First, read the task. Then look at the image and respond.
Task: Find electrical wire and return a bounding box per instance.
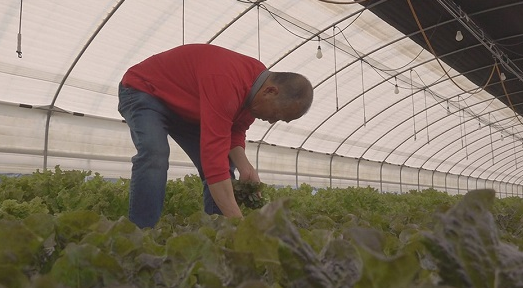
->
[457,63,496,101]
[258,3,364,42]
[257,4,315,40]
[495,62,523,126]
[182,0,185,44]
[320,11,364,41]
[16,0,23,58]
[333,26,339,111]
[336,26,425,72]
[406,0,473,95]
[334,24,461,98]
[257,4,261,60]
[237,0,365,43]
[404,0,515,132]
[318,0,368,4]
[242,0,429,81]
[335,12,493,102]
[500,46,523,58]
[497,38,523,47]
[237,0,519,138]
[341,25,495,125]
[411,68,491,121]
[410,69,417,140]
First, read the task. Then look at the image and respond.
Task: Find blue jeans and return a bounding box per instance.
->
[118,83,236,228]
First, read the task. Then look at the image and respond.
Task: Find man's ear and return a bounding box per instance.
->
[262,85,278,96]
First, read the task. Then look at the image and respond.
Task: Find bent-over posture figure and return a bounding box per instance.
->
[118,44,313,228]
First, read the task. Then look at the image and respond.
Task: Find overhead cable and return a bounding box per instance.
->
[16,0,23,58]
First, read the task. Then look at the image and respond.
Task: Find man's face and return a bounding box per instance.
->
[251,99,302,124]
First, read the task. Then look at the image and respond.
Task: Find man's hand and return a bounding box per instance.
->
[208,179,243,218]
[232,179,266,209]
[229,146,260,182]
[239,168,262,198]
[238,165,260,183]
[229,146,261,196]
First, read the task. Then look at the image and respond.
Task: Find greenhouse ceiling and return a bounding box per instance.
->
[1,0,523,192]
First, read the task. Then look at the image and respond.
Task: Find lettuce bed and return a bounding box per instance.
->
[1,167,523,288]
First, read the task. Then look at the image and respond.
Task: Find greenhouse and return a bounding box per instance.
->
[1,0,523,196]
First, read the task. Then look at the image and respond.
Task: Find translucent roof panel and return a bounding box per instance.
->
[1,0,522,194]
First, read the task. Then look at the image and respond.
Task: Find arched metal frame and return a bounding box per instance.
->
[42,0,127,170]
[245,1,523,194]
[244,3,523,191]
[11,0,521,196]
[260,3,523,193]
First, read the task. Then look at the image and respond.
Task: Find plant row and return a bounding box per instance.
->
[1,167,523,288]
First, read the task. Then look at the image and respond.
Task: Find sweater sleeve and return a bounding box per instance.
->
[198,75,245,184]
[230,111,254,149]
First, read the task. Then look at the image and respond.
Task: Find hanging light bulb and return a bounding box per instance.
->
[455,30,463,42]
[500,72,507,81]
[447,100,451,115]
[316,46,323,59]
[478,122,482,130]
[501,133,504,141]
[316,36,322,59]
[394,84,399,94]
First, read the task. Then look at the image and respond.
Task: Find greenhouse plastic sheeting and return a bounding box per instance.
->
[1,0,522,196]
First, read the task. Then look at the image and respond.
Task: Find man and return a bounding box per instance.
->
[118,44,313,228]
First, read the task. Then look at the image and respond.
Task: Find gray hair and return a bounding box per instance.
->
[270,72,314,116]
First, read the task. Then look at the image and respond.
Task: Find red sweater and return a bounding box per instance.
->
[122,44,266,184]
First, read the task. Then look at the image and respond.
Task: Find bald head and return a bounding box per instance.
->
[269,72,314,117]
[249,71,314,124]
